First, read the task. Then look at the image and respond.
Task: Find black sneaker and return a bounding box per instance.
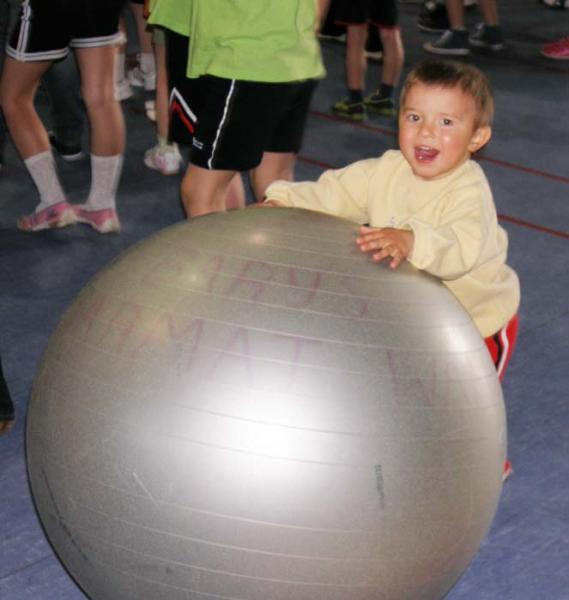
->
[49,132,85,162]
[417,1,449,33]
[424,29,470,55]
[469,23,505,51]
[331,97,366,121]
[363,94,396,117]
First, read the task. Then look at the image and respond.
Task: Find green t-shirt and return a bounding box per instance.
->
[187,0,325,82]
[147,0,191,37]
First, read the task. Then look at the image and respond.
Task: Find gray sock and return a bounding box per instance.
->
[84,154,123,211]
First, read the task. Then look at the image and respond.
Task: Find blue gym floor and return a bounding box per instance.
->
[1,1,569,598]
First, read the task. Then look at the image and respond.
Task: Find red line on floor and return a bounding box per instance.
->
[297,154,569,240]
[309,110,569,185]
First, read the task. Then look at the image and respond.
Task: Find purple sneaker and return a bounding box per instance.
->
[17,201,76,232]
[74,205,121,234]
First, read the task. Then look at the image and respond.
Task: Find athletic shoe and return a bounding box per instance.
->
[541,0,568,9]
[364,94,396,117]
[331,97,366,121]
[127,65,157,91]
[503,459,513,481]
[74,205,121,234]
[541,36,569,60]
[417,1,449,33]
[144,143,183,175]
[424,29,470,55]
[17,201,77,232]
[469,23,505,51]
[48,133,85,162]
[115,78,133,101]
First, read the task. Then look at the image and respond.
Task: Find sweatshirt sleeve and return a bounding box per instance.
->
[265,159,378,225]
[404,183,491,281]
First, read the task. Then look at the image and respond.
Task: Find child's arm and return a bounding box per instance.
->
[356,226,414,270]
[263,159,377,223]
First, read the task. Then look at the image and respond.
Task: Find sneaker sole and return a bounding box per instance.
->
[74,208,121,234]
[17,205,76,232]
[365,105,396,117]
[424,44,470,55]
[540,51,569,59]
[470,40,504,51]
[57,151,86,162]
[143,159,181,176]
[331,110,367,122]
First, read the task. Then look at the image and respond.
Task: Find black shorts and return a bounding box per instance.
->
[165,31,317,171]
[335,0,398,28]
[7,0,125,62]
[166,30,203,148]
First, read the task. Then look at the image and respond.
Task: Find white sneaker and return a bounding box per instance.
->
[115,78,133,101]
[144,144,183,176]
[127,66,157,91]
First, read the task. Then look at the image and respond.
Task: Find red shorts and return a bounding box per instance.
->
[485,314,519,381]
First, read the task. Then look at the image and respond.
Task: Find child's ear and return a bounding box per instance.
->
[468,125,492,153]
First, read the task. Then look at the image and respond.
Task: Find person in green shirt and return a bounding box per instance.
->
[177,0,326,218]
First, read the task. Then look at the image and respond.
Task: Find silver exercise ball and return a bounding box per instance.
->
[27,208,506,600]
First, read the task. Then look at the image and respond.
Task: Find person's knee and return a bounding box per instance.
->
[81,84,115,114]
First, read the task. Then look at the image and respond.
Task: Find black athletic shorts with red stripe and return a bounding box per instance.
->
[485,314,519,381]
[165,30,318,171]
[7,0,125,62]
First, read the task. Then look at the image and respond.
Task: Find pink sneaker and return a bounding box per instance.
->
[17,201,76,232]
[541,37,569,60]
[74,205,121,234]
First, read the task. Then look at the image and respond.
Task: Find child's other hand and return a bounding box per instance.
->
[356,226,414,269]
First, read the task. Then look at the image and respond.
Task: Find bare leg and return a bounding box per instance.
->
[75,46,125,156]
[181,164,243,218]
[445,0,465,28]
[345,25,368,90]
[378,27,404,87]
[479,0,499,25]
[250,151,296,202]
[74,46,124,233]
[154,41,169,140]
[0,57,52,159]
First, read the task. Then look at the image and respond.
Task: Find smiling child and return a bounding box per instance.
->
[264,60,520,479]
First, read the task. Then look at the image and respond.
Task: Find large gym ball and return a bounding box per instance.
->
[27,208,506,600]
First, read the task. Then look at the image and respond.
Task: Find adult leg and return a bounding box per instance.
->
[0,57,52,159]
[345,24,367,92]
[331,23,367,120]
[0,56,75,230]
[181,164,243,218]
[250,151,295,203]
[73,45,125,233]
[143,30,183,176]
[127,1,156,90]
[378,27,404,88]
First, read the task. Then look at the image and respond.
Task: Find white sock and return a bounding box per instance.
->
[85,154,123,211]
[139,52,155,75]
[24,151,67,211]
[115,52,126,82]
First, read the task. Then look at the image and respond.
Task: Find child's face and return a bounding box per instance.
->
[398,82,491,181]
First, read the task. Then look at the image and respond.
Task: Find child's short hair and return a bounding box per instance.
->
[400,59,494,128]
